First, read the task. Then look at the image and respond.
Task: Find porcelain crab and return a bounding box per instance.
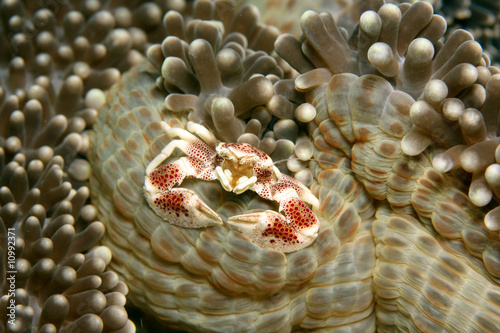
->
[144,121,320,252]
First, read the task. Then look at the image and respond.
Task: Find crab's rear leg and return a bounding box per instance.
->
[186,121,219,149]
[146,121,217,174]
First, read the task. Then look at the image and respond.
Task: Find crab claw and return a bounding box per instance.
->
[227,209,318,253]
[144,188,222,228]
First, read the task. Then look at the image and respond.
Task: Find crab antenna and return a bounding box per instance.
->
[272,157,352,173]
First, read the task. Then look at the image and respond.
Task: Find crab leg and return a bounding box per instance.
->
[186,121,219,148]
[146,139,190,174]
[227,175,320,253]
[146,121,218,174]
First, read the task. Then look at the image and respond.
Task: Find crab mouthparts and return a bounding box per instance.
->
[215,159,258,193]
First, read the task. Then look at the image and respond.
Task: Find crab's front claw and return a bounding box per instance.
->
[227,210,318,253]
[144,188,222,228]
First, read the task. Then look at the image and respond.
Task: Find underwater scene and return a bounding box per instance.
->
[1,0,500,332]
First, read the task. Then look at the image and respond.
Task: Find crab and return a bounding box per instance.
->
[144,121,320,253]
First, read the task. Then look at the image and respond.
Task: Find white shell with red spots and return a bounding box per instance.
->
[144,121,320,252]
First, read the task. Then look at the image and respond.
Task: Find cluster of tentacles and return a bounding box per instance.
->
[2,0,499,332]
[84,0,500,332]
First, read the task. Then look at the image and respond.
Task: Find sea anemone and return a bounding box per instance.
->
[0,0,174,330]
[3,0,500,332]
[87,0,500,332]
